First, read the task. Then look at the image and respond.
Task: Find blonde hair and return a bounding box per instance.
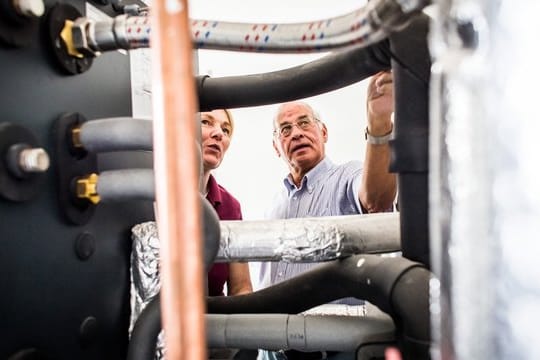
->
[222,109,234,138]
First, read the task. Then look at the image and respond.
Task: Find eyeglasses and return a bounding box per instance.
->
[275,117,318,138]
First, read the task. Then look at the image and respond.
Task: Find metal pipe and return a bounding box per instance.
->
[150,0,205,359]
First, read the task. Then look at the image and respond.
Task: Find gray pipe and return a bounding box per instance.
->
[207,314,395,351]
[217,212,400,262]
[97,169,154,202]
[79,118,152,152]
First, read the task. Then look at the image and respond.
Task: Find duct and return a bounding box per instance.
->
[127,255,430,359]
[78,118,152,152]
[69,0,429,56]
[207,314,395,351]
[197,42,391,111]
[217,212,400,262]
[429,1,540,360]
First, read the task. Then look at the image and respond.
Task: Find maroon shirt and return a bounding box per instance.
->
[206,174,242,296]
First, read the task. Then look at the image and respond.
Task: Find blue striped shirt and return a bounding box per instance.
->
[258,157,364,305]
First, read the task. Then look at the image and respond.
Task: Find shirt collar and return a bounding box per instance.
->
[206,174,222,206]
[283,157,333,195]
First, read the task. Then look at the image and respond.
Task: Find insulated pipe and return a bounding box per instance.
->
[207,314,395,351]
[150,0,205,359]
[77,118,152,152]
[207,255,430,359]
[197,42,391,111]
[388,15,431,268]
[127,301,394,358]
[217,212,400,262]
[97,169,154,202]
[128,294,162,360]
[127,255,429,359]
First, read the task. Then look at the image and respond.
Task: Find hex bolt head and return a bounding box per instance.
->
[18,147,50,173]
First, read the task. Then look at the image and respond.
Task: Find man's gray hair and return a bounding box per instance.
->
[273,101,322,132]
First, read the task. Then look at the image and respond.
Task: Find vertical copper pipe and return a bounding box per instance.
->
[150,0,206,359]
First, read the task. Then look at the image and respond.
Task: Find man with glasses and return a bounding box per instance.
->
[258,71,396,360]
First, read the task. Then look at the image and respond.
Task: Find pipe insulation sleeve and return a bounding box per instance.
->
[207,255,430,357]
[198,41,392,111]
[217,212,401,262]
[127,295,161,360]
[128,255,428,357]
[79,118,153,152]
[206,314,395,351]
[97,169,154,202]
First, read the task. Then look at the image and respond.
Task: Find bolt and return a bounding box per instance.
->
[18,147,50,173]
[12,0,45,18]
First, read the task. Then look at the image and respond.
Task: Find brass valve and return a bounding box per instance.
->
[75,173,100,204]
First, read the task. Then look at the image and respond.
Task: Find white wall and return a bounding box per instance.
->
[190,1,370,220]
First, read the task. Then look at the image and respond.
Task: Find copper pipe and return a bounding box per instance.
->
[150,0,205,359]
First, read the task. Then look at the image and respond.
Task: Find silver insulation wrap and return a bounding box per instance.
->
[129,221,165,359]
[429,1,540,359]
[217,212,400,262]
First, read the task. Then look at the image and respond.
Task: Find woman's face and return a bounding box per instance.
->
[200,110,232,171]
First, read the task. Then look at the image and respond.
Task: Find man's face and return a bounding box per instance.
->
[201,110,232,171]
[273,103,327,173]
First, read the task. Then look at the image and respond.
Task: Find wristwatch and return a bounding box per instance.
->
[364,126,394,145]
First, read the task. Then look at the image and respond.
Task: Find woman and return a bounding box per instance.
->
[200,109,253,296]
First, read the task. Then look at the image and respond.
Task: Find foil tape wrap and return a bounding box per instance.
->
[217,213,400,262]
[129,221,165,360]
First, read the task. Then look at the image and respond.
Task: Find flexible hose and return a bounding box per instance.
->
[82,0,429,54]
